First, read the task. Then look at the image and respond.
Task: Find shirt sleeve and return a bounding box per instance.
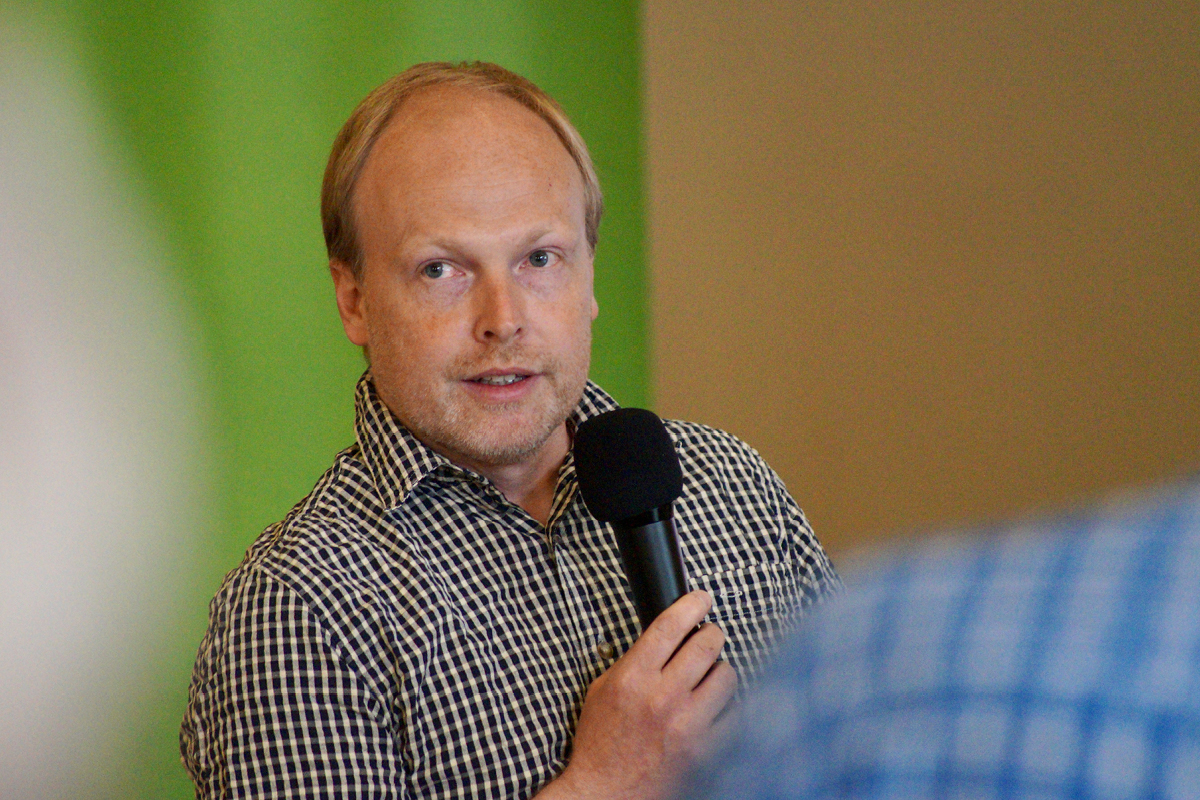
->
[181,569,406,799]
[763,459,843,606]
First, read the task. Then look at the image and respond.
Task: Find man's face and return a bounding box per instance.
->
[332,87,598,472]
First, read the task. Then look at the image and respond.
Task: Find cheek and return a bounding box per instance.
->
[366,300,434,363]
[554,295,596,352]
[578,286,598,327]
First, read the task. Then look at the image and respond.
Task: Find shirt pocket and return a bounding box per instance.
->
[689,562,799,680]
[691,562,793,619]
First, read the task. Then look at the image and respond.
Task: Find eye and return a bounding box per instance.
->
[421,261,451,279]
[528,249,551,268]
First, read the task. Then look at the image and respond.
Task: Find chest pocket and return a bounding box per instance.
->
[689,562,800,681]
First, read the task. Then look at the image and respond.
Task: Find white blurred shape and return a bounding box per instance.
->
[0,15,209,799]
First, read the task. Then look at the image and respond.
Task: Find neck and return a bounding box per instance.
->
[441,424,570,528]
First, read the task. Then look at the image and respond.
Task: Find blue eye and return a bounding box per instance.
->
[529,250,550,267]
[422,261,449,279]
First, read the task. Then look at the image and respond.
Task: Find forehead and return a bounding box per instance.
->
[354,86,584,242]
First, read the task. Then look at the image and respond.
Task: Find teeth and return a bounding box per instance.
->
[475,374,524,386]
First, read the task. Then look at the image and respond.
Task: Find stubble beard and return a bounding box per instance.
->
[384,338,591,469]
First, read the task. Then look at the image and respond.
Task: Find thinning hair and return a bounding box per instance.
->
[321,61,604,278]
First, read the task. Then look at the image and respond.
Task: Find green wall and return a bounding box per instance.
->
[47,2,645,795]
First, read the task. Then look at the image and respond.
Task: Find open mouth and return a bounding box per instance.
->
[469,374,530,386]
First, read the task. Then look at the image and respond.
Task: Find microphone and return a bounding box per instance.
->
[574,408,689,631]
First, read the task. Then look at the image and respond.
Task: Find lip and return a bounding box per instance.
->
[467,367,536,380]
[460,367,541,402]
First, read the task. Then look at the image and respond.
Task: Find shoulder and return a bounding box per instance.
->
[663,418,760,455]
[662,419,791,521]
[821,479,1200,657]
[663,419,775,482]
[241,446,387,591]
[192,450,446,731]
[207,444,432,660]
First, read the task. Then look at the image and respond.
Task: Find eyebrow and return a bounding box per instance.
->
[517,227,560,248]
[415,225,573,255]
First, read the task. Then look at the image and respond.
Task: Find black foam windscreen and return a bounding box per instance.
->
[573,408,684,523]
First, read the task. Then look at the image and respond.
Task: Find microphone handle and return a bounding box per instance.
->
[613,514,689,631]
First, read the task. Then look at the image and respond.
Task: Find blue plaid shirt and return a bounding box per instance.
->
[686,480,1200,799]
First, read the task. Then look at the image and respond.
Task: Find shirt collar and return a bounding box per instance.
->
[354,371,620,511]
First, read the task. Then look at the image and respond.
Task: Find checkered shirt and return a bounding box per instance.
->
[180,374,839,799]
[685,480,1200,800]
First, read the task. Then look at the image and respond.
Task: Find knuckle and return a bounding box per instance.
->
[714,662,738,692]
[665,714,694,745]
[610,670,635,698]
[647,691,669,718]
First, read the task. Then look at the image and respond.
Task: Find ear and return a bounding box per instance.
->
[590,294,599,321]
[330,260,370,347]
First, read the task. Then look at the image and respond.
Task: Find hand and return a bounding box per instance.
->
[539,590,738,800]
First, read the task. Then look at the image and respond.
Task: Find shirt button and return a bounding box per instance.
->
[596,641,615,659]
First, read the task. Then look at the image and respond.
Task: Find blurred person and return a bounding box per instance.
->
[684,479,1200,799]
[1,15,209,799]
[180,62,839,799]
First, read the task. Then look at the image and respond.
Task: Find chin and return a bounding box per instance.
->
[445,410,563,467]
[397,394,551,467]
[430,429,554,469]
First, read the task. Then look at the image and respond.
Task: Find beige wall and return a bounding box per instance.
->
[644,1,1200,559]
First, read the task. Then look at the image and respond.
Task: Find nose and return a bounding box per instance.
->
[473,270,525,344]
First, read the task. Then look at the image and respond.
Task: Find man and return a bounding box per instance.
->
[181,62,839,799]
[684,479,1200,799]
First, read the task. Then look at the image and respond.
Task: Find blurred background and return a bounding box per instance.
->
[0,1,1195,797]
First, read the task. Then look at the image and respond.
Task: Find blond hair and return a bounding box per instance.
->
[321,61,604,277]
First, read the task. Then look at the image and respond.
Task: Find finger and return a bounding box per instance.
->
[688,660,738,728]
[629,590,713,668]
[689,689,742,763]
[661,622,725,689]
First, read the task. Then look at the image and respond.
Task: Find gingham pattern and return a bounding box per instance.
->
[685,480,1200,800]
[181,373,839,799]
